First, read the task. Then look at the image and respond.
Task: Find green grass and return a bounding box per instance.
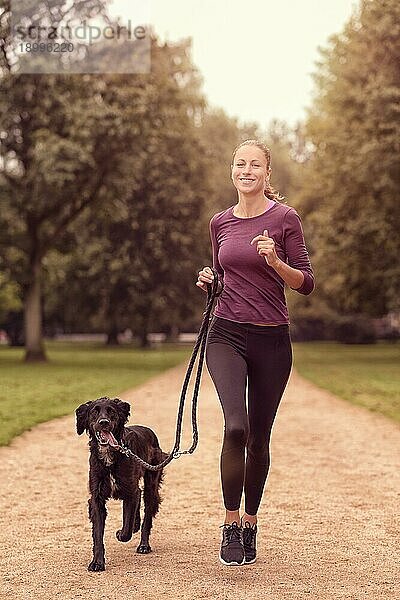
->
[1,340,399,447]
[293,341,400,423]
[0,342,191,446]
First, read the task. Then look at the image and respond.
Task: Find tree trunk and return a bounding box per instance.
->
[106,326,120,345]
[105,289,120,345]
[165,322,179,342]
[139,326,150,348]
[24,256,47,362]
[139,306,151,348]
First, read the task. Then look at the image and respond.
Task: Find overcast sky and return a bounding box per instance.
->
[110,0,358,129]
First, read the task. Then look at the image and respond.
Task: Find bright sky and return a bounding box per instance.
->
[109,0,358,128]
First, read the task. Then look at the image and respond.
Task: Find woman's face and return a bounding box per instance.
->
[231,145,269,196]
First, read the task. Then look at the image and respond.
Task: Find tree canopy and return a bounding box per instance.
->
[296,0,400,319]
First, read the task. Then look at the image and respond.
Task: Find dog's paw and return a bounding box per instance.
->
[88,560,105,572]
[136,543,152,554]
[116,529,132,542]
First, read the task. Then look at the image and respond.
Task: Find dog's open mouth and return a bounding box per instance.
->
[95,430,120,448]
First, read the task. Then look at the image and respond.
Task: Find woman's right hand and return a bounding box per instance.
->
[196,266,215,292]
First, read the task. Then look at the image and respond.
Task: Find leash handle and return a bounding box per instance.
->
[206,268,223,300]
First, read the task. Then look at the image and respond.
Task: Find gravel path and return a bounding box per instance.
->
[1,364,399,600]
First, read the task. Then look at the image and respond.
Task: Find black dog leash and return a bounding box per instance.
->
[116,268,222,471]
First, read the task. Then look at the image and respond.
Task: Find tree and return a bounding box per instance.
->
[0,27,210,358]
[0,71,148,359]
[296,0,400,318]
[38,39,212,347]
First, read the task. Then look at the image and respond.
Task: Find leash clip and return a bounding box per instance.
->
[173,449,193,458]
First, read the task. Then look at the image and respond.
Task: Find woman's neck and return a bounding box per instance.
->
[233,194,270,218]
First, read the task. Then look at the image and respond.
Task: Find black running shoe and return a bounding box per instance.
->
[242,521,257,564]
[219,521,245,566]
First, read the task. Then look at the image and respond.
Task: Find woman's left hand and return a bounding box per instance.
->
[250,229,280,267]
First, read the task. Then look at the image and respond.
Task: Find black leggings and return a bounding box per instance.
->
[205,316,292,516]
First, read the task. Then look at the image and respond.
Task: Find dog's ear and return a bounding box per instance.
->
[75,401,93,435]
[113,398,130,424]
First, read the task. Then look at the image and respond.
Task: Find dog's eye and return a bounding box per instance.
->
[106,407,115,417]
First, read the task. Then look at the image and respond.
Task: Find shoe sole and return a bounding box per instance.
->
[219,555,246,566]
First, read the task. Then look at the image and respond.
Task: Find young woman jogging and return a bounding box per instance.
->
[196,139,315,566]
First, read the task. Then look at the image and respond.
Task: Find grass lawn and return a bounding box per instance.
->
[0,342,191,446]
[1,340,398,447]
[293,341,400,423]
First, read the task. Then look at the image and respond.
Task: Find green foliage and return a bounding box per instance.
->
[265,119,306,202]
[297,0,400,318]
[40,39,213,343]
[195,108,241,218]
[0,341,191,446]
[0,31,214,352]
[0,272,22,322]
[0,0,111,74]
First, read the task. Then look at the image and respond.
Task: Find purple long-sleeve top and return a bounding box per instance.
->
[210,201,315,325]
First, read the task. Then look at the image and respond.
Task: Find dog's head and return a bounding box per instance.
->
[75,397,130,448]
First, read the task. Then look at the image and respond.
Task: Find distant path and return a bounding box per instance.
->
[1,365,399,600]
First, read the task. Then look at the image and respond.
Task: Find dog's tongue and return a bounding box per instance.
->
[101,431,119,448]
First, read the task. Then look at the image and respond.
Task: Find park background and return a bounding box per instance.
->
[0,0,399,443]
[1,3,400,599]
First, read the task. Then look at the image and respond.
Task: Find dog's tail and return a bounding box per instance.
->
[143,449,169,516]
[160,449,170,476]
[158,451,170,484]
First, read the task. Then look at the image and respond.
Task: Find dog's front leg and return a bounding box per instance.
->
[116,489,141,542]
[88,495,107,571]
[86,456,111,571]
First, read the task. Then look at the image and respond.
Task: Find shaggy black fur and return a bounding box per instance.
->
[76,396,167,572]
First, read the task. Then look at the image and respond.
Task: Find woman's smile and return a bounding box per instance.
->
[231,145,268,195]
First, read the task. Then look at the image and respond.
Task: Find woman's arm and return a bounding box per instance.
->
[209,215,224,292]
[282,209,314,294]
[250,209,314,295]
[269,257,305,290]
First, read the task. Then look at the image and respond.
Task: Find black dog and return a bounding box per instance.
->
[76,396,168,571]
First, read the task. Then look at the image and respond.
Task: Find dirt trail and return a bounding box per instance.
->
[1,364,399,600]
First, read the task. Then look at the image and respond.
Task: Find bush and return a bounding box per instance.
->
[334,315,377,344]
[290,317,327,341]
[290,314,378,344]
[2,311,25,346]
